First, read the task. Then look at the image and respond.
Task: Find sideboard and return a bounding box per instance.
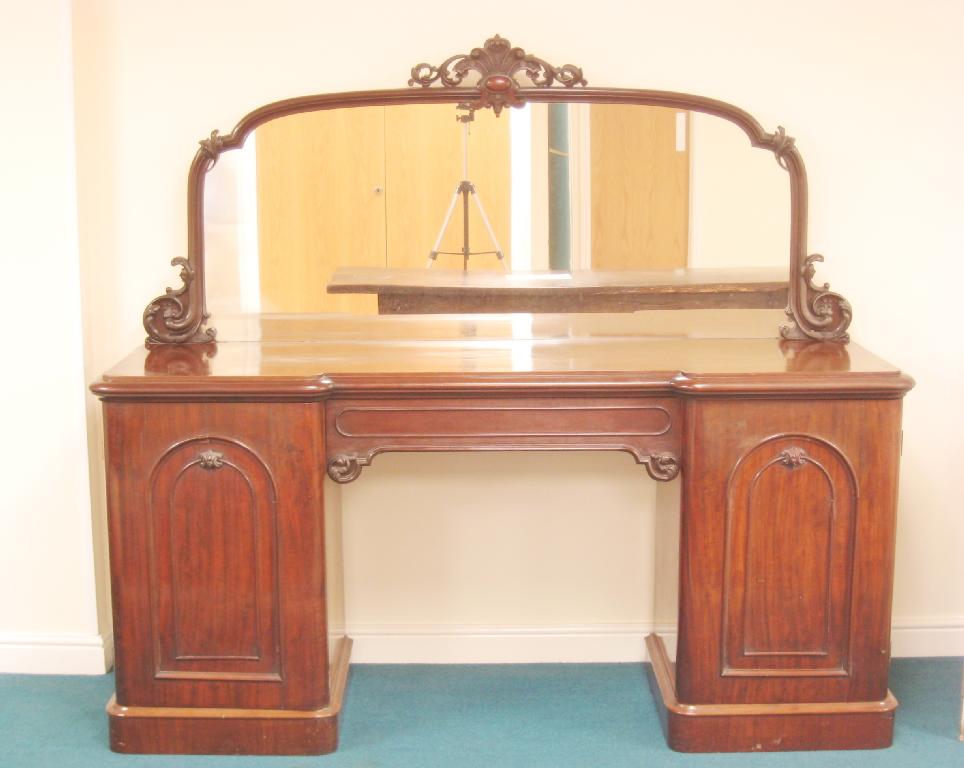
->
[90,33,916,755]
[91,313,912,754]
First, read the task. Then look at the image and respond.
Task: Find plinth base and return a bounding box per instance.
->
[108,638,352,755]
[645,634,896,752]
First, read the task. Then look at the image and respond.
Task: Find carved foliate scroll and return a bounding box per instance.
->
[643,452,681,481]
[143,257,216,345]
[142,131,225,345]
[327,455,370,484]
[781,254,853,342]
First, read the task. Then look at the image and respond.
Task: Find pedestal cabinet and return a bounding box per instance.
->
[102,401,349,754]
[651,397,902,751]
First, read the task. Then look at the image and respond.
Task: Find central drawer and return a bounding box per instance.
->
[324,396,681,482]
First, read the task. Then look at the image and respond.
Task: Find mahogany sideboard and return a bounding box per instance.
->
[91,312,912,754]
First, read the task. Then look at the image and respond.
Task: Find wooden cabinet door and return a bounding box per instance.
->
[256,108,385,313]
[590,105,689,270]
[677,398,901,706]
[721,434,857,677]
[149,437,281,680]
[104,401,334,711]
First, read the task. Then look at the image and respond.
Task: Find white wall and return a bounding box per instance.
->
[0,0,106,673]
[339,452,669,662]
[3,0,960,670]
[688,111,790,268]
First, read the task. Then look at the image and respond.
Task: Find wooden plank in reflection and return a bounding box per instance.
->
[327,266,787,314]
[590,105,689,270]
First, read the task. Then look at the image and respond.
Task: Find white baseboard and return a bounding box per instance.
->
[0,619,959,672]
[348,617,964,664]
[347,623,677,663]
[891,617,964,658]
[0,632,114,674]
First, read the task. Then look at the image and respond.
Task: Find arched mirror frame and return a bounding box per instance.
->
[143,35,852,345]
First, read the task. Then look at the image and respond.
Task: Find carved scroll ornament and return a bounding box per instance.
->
[143,257,216,345]
[143,129,223,344]
[327,455,370,484]
[643,452,681,482]
[748,125,852,342]
[781,254,853,342]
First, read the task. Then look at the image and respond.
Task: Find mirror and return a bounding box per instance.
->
[143,35,852,343]
[204,101,790,316]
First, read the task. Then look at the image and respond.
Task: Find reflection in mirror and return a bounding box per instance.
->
[205,102,789,316]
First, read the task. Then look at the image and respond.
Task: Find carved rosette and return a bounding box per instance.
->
[643,452,680,482]
[777,447,808,468]
[327,455,371,483]
[408,34,587,115]
[197,449,225,470]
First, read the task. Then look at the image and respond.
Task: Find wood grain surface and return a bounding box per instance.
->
[328,267,788,313]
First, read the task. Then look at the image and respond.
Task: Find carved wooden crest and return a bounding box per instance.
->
[407,34,587,114]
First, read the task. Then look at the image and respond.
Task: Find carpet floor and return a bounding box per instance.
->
[1,658,961,767]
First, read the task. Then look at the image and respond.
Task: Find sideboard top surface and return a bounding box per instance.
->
[94,312,911,400]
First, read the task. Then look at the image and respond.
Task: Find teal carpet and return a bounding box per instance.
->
[1,659,961,767]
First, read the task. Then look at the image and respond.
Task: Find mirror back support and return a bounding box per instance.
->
[142,34,852,345]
